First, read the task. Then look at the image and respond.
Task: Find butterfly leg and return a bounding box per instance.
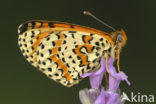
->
[117,48,121,73]
[106,51,115,79]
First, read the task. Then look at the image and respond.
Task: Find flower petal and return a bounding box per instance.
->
[89,59,106,89]
[81,58,106,89]
[107,92,119,104]
[79,88,100,104]
[79,57,131,104]
[94,87,108,104]
[107,58,130,92]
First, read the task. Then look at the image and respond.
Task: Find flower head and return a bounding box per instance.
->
[79,58,130,104]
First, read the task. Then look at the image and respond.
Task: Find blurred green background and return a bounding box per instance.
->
[0,0,155,104]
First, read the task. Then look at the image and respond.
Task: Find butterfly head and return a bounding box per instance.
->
[110,29,127,60]
[112,29,127,47]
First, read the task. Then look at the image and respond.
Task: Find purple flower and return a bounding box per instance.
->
[79,58,130,104]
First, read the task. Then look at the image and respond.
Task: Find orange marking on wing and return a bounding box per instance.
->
[74,45,94,66]
[81,56,88,66]
[56,40,62,46]
[34,55,37,61]
[55,33,64,46]
[57,59,64,67]
[30,32,50,55]
[52,47,58,54]
[85,44,94,52]
[60,65,68,73]
[34,22,42,28]
[65,73,72,81]
[42,22,49,28]
[54,23,71,28]
[50,54,72,80]
[49,32,72,81]
[59,33,64,39]
[75,45,88,66]
[50,55,57,61]
[83,35,93,44]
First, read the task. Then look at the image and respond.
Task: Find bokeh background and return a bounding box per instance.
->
[0,0,156,104]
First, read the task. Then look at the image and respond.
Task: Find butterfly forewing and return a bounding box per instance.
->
[18,20,112,87]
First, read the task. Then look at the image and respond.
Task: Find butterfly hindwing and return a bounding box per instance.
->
[36,31,109,86]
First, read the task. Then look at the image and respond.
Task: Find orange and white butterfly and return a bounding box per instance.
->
[18,11,127,87]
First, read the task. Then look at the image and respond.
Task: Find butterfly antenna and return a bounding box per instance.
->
[83,11,117,31]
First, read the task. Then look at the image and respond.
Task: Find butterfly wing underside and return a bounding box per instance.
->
[18,20,111,87]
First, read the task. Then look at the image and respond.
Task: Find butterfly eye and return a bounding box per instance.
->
[117,33,123,42]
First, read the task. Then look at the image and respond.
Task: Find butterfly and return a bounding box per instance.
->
[18,11,127,87]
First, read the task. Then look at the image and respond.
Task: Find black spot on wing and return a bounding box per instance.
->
[67,82,71,86]
[63,34,67,38]
[63,40,66,44]
[31,21,36,29]
[18,23,28,35]
[57,54,60,58]
[82,35,85,43]
[95,42,100,46]
[87,64,91,69]
[41,44,45,49]
[72,59,76,64]
[48,68,52,72]
[41,68,45,71]
[95,52,100,56]
[78,73,81,79]
[31,31,35,38]
[66,63,70,68]
[100,38,103,41]
[96,47,101,50]
[18,21,37,35]
[52,41,56,46]
[48,74,53,77]
[108,47,111,53]
[46,37,50,41]
[62,58,66,62]
[102,43,105,47]
[58,47,61,51]
[48,22,54,28]
[90,33,94,36]
[71,33,75,38]
[58,69,63,75]
[56,32,61,39]
[72,49,76,53]
[24,33,27,37]
[27,50,29,53]
[69,31,77,33]
[70,25,75,29]
[48,58,52,62]
[55,62,59,68]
